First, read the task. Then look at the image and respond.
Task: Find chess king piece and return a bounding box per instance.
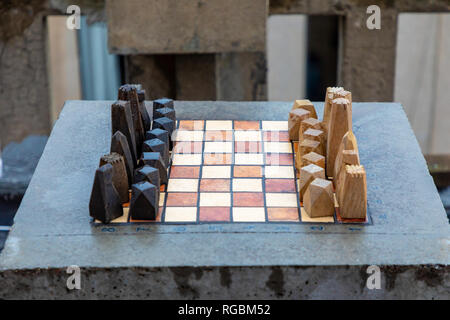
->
[303,178,335,218]
[111,100,138,165]
[142,138,169,167]
[153,98,174,119]
[299,117,321,142]
[129,181,159,221]
[288,108,310,141]
[153,117,175,150]
[118,84,145,150]
[89,164,123,223]
[99,153,129,203]
[302,151,325,169]
[296,139,322,170]
[141,152,168,185]
[292,99,317,119]
[299,164,325,202]
[111,131,134,186]
[132,84,151,132]
[326,97,352,177]
[336,165,367,219]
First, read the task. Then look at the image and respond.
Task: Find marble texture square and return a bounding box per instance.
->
[265,193,298,207]
[234,141,263,153]
[204,130,233,141]
[265,179,296,193]
[166,192,198,206]
[301,207,334,223]
[206,120,233,131]
[233,178,263,192]
[234,121,260,130]
[164,207,197,222]
[203,153,233,165]
[233,193,264,207]
[200,179,231,192]
[234,153,264,165]
[173,142,203,153]
[234,130,262,142]
[172,154,202,165]
[204,142,233,153]
[178,120,204,130]
[264,142,292,153]
[263,131,290,142]
[167,179,199,192]
[173,130,204,142]
[262,121,288,131]
[265,153,294,166]
[170,166,200,178]
[202,166,231,178]
[200,193,231,207]
[267,208,300,221]
[232,207,266,222]
[264,166,295,178]
[233,166,263,178]
[199,207,230,222]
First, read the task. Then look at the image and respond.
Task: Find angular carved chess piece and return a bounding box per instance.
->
[153,98,174,117]
[322,87,344,133]
[141,152,168,185]
[303,178,335,218]
[299,117,321,142]
[333,131,360,188]
[89,164,123,223]
[303,128,325,154]
[299,164,325,202]
[145,128,170,151]
[296,139,323,169]
[99,153,129,203]
[336,165,367,219]
[292,99,317,119]
[111,131,134,186]
[154,107,176,122]
[129,181,159,221]
[112,100,138,165]
[134,165,161,189]
[288,108,310,141]
[134,85,151,131]
[142,138,169,167]
[153,117,175,150]
[302,151,325,169]
[118,84,145,150]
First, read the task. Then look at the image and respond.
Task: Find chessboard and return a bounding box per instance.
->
[94,119,369,225]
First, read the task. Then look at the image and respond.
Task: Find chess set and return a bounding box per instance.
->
[89,85,368,225]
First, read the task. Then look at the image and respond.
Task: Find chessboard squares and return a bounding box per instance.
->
[234,121,260,130]
[265,193,298,207]
[235,141,262,153]
[234,130,262,142]
[164,207,197,222]
[166,192,198,207]
[263,131,290,142]
[205,120,233,131]
[169,166,200,178]
[232,178,263,192]
[267,208,299,222]
[159,192,166,207]
[265,153,294,166]
[262,121,288,131]
[199,193,231,207]
[200,179,231,192]
[265,179,296,193]
[172,153,202,165]
[264,166,295,179]
[173,130,204,142]
[233,166,263,178]
[232,207,266,222]
[199,207,231,222]
[178,120,204,131]
[167,178,199,192]
[234,153,264,165]
[203,153,233,165]
[201,166,231,178]
[173,141,203,154]
[203,141,233,153]
[300,207,334,223]
[263,142,292,153]
[233,193,264,207]
[204,130,233,141]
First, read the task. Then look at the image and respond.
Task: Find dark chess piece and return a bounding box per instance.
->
[143,138,169,167]
[99,153,129,204]
[89,164,123,223]
[129,181,159,221]
[118,84,145,150]
[111,131,134,186]
[153,98,174,119]
[145,128,170,151]
[153,117,175,150]
[111,100,137,165]
[132,85,151,131]
[154,107,176,122]
[141,152,168,185]
[134,165,160,207]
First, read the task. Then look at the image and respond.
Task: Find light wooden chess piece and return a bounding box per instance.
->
[322,87,344,133]
[333,131,360,187]
[303,128,325,154]
[336,165,367,219]
[299,118,321,142]
[299,164,325,202]
[292,100,317,119]
[296,139,323,169]
[288,108,310,141]
[302,151,325,169]
[303,178,335,218]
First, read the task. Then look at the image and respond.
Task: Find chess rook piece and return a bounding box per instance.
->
[336,165,367,219]
[111,100,137,165]
[153,117,175,150]
[302,151,325,169]
[89,164,123,223]
[322,87,344,133]
[303,178,335,218]
[99,153,129,203]
[299,164,325,202]
[118,84,145,150]
[292,99,317,119]
[110,131,134,186]
[129,181,159,221]
[288,108,310,141]
[326,97,352,177]
[141,152,168,185]
[299,118,321,142]
[143,138,169,167]
[296,139,322,170]
[153,98,174,118]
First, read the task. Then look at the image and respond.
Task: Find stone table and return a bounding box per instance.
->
[0,101,448,299]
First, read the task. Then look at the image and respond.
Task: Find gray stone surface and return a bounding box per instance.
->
[0,101,448,299]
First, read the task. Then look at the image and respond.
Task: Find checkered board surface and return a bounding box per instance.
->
[95,120,369,225]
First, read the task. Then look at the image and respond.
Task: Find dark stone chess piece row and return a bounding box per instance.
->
[89,84,176,223]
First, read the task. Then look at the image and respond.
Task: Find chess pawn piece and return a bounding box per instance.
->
[145,128,170,151]
[129,181,159,221]
[153,117,175,150]
[118,84,145,149]
[303,178,335,218]
[111,100,137,165]
[292,99,317,119]
[142,138,169,167]
[302,151,325,169]
[303,128,325,154]
[326,97,352,177]
[299,117,321,142]
[299,164,325,202]
[111,131,134,186]
[336,165,367,219]
[134,165,161,190]
[153,98,174,119]
[99,153,129,203]
[141,152,168,185]
[89,164,123,223]
[288,108,310,141]
[296,139,322,170]
[154,107,176,122]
